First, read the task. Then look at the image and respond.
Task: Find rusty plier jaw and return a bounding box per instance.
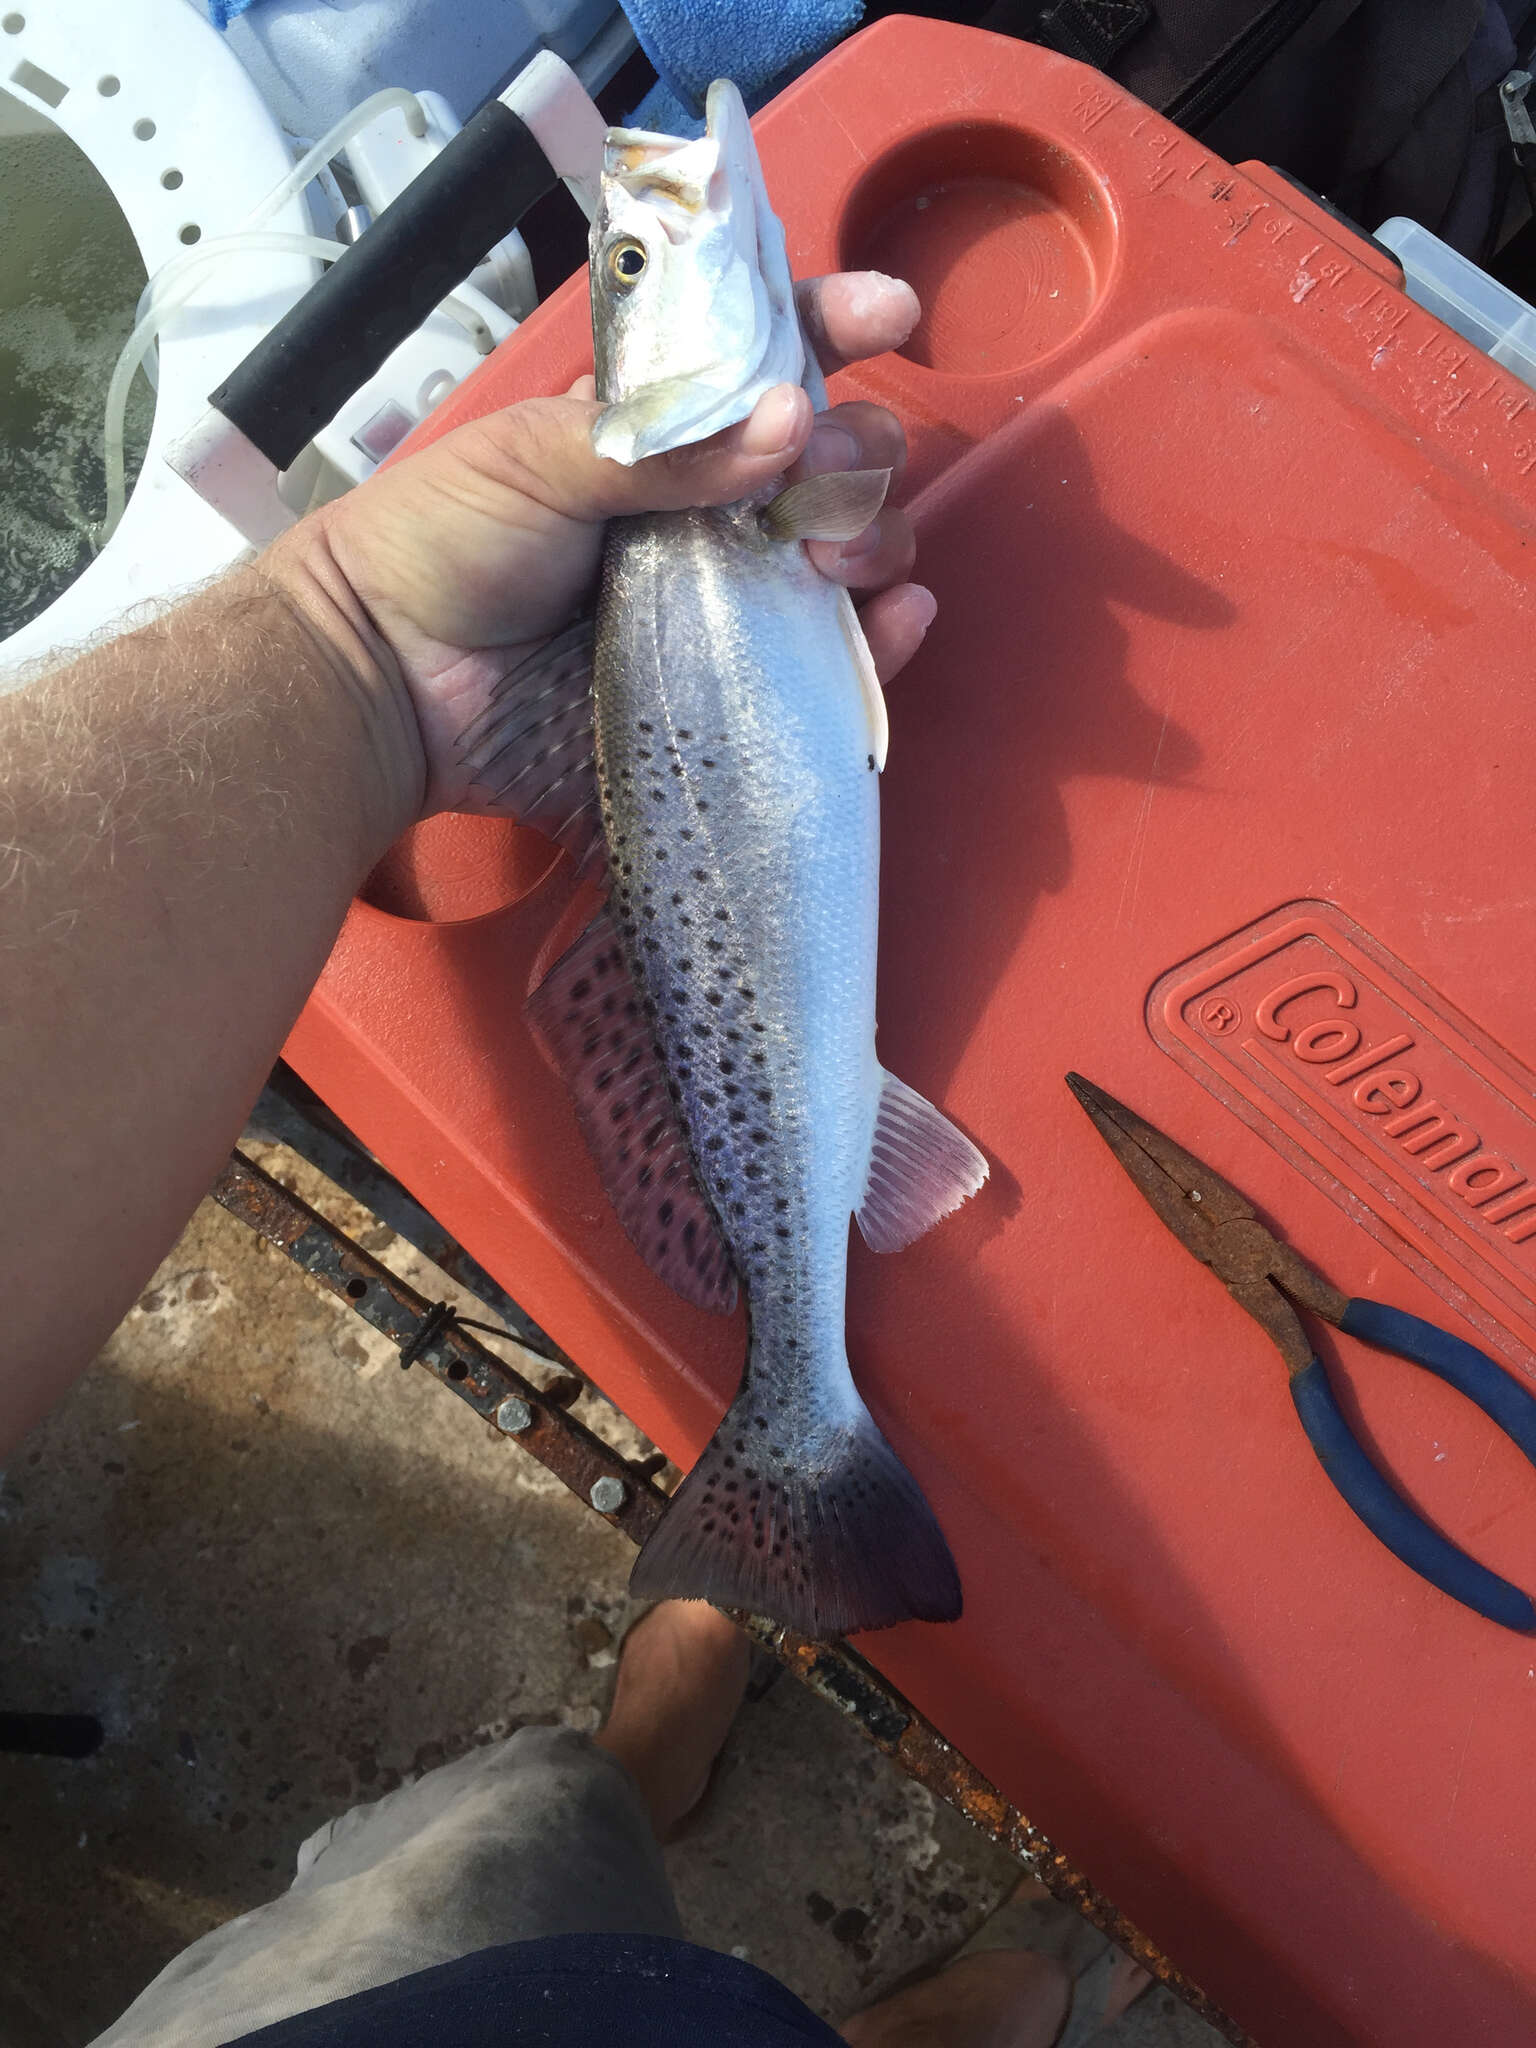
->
[1064,1073,1346,1373]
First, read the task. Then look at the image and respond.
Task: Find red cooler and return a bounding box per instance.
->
[287,20,1536,2043]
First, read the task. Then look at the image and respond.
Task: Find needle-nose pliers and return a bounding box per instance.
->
[1067,1072,1536,1632]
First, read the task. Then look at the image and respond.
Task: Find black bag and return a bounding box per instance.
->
[977,0,1536,258]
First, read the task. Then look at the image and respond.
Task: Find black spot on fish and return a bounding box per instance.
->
[658,1199,674,1225]
[706,991,723,1007]
[680,829,694,841]
[775,1226,791,1239]
[707,938,724,954]
[774,1197,789,1212]
[677,728,693,740]
[756,1088,773,1104]
[744,1163,765,1179]
[868,753,876,771]
[638,721,653,734]
[693,869,708,882]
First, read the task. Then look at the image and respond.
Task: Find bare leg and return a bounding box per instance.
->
[840,1881,1149,2048]
[594,1599,750,1840]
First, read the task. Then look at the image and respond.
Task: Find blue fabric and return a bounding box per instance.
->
[205,0,265,25]
[627,0,861,136]
[229,1932,844,2045]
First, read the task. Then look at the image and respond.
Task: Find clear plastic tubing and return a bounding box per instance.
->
[101,88,441,542]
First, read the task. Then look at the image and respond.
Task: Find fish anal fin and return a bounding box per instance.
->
[837,587,889,772]
[856,1068,988,1254]
[455,620,602,870]
[630,1371,962,1636]
[761,466,892,543]
[526,908,738,1315]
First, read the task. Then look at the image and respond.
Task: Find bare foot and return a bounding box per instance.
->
[593,1599,749,1840]
[840,1880,1150,2047]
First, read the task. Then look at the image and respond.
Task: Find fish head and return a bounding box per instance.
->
[589,78,806,466]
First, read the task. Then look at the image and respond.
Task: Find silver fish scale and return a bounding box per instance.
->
[594,499,879,1432]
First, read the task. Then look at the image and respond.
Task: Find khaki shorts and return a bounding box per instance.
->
[89,1728,682,2047]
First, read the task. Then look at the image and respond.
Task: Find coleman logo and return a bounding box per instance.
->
[1149,904,1536,1361]
[1253,973,1536,1243]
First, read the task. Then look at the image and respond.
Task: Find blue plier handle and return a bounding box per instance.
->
[1068,1075,1536,1633]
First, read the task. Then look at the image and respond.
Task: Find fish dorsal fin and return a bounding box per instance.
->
[760,466,891,543]
[527,909,739,1315]
[455,621,602,870]
[856,1068,989,1253]
[837,586,889,772]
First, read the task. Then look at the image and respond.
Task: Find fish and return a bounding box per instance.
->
[457,79,986,1638]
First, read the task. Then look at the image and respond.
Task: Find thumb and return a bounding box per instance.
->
[455,384,814,528]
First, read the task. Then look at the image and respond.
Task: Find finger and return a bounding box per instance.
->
[567,372,597,400]
[806,508,916,593]
[461,385,819,525]
[792,400,908,490]
[796,273,919,374]
[858,583,937,685]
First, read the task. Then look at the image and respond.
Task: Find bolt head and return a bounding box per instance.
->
[496,1396,534,1435]
[589,1475,627,1515]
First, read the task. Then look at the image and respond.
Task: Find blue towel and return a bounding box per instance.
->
[626,0,861,135]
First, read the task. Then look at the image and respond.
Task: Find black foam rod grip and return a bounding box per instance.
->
[208,101,559,471]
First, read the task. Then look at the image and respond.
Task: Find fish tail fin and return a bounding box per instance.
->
[630,1352,961,1638]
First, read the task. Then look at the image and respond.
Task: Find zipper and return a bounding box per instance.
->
[1161,0,1319,133]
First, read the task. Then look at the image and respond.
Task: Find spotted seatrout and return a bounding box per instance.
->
[459,80,985,1637]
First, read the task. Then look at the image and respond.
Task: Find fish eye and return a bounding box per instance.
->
[608,239,648,286]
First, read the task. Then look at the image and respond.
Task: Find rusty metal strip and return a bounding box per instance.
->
[212,1147,1253,2047]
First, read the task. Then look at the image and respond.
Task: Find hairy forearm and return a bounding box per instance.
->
[0,556,418,1450]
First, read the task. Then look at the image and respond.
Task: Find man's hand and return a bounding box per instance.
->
[266,271,932,824]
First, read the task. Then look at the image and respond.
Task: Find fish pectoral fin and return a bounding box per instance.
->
[526,907,739,1316]
[454,619,602,870]
[760,466,892,543]
[837,587,889,772]
[856,1068,989,1254]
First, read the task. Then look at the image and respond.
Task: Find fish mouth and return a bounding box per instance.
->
[600,80,751,218]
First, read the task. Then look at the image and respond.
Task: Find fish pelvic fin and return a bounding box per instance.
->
[857,1068,989,1254]
[630,1363,962,1637]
